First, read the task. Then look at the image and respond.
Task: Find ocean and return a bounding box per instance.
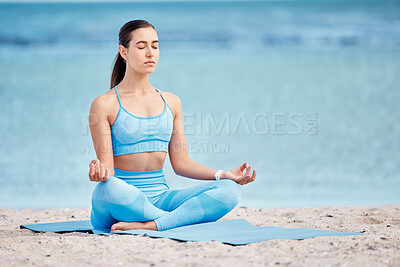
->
[0,0,399,209]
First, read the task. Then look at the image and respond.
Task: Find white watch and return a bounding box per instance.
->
[215,170,224,181]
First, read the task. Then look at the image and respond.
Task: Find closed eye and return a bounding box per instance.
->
[138,46,158,50]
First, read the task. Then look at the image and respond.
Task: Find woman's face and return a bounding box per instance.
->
[119,27,159,75]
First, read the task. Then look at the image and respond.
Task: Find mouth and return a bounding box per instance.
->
[145,61,155,64]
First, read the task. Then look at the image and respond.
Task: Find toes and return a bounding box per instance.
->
[111,223,119,232]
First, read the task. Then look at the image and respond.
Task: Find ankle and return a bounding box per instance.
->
[146,221,158,231]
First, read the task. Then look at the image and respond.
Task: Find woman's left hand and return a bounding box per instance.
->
[221,162,256,185]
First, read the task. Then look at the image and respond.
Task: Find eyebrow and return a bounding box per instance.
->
[135,40,159,45]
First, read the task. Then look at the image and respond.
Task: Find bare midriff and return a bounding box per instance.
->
[113,151,167,172]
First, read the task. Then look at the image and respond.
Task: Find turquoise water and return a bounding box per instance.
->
[0,1,399,209]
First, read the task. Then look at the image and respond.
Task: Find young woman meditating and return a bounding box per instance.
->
[88,20,256,233]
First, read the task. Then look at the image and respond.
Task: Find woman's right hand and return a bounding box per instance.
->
[89,159,109,182]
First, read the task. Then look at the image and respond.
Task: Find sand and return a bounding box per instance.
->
[0,204,399,266]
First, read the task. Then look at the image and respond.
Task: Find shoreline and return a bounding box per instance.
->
[1,204,399,266]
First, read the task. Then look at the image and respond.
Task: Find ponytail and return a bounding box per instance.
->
[110,53,126,89]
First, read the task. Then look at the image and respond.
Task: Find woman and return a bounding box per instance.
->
[88,20,256,233]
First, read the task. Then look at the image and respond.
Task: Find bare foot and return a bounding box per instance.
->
[110,220,157,233]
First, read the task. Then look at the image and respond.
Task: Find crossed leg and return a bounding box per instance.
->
[152,179,242,231]
[90,177,168,231]
[90,177,241,232]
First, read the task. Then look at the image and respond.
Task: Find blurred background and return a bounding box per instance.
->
[0,0,399,210]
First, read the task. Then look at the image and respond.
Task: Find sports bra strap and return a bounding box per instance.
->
[115,85,122,108]
[155,88,166,103]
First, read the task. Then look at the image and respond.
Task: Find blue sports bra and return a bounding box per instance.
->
[111,86,174,156]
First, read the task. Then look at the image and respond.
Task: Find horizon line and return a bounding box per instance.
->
[0,0,305,3]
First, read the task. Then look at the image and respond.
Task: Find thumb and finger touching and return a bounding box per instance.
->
[88,159,110,182]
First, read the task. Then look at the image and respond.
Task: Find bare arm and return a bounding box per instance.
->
[88,94,115,181]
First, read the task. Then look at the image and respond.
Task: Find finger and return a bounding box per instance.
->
[246,169,256,184]
[89,163,95,175]
[100,163,105,180]
[245,175,252,185]
[93,165,98,181]
[244,168,253,184]
[89,160,96,167]
[241,173,251,185]
[95,160,101,180]
[245,165,251,177]
[104,168,109,181]
[89,164,95,180]
[246,165,251,182]
[91,164,98,181]
[92,161,98,182]
[101,165,107,181]
[239,162,247,172]
[92,160,97,181]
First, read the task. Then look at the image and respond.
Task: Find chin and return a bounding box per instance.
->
[131,64,157,75]
[142,69,156,75]
[143,66,157,74]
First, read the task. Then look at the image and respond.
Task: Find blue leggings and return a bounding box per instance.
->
[90,168,241,231]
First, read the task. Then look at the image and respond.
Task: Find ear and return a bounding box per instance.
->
[118,45,127,61]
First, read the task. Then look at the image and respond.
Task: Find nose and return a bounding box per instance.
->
[146,46,154,57]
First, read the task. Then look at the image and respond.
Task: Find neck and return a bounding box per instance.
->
[119,67,153,94]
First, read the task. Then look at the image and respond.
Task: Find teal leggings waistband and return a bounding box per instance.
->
[113,168,169,200]
[114,168,164,178]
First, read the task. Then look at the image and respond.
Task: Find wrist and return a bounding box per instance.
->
[214,169,224,181]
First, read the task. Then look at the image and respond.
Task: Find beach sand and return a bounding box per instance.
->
[1,204,399,266]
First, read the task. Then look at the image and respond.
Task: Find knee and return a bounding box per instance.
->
[90,208,105,230]
[217,179,241,205]
[92,177,140,205]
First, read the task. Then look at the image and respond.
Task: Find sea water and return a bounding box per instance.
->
[0,0,399,209]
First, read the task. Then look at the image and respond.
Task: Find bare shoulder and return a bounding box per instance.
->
[159,90,182,116]
[90,88,118,115]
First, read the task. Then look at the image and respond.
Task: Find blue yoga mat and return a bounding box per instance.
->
[20,219,363,245]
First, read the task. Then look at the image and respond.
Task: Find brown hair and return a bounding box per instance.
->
[110,20,156,89]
